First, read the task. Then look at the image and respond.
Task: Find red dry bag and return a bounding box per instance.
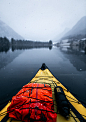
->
[7,83,57,122]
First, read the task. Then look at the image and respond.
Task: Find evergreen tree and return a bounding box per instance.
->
[49,40,52,45]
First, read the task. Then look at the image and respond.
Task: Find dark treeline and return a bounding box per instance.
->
[11,38,52,46]
[0,37,52,53]
[0,37,10,52]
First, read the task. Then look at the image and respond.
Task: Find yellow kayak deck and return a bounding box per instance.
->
[0,65,86,122]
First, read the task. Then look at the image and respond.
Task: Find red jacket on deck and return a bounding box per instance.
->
[7,83,57,122]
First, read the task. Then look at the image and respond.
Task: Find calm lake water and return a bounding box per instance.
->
[0,46,86,109]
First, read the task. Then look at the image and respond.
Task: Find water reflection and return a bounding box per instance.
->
[0,45,52,70]
[60,46,86,71]
[0,46,10,53]
[0,45,86,110]
[11,45,52,51]
[0,45,52,53]
[0,49,24,70]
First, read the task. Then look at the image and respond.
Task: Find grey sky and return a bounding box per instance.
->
[0,0,86,41]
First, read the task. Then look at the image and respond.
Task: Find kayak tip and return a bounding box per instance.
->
[41,63,47,70]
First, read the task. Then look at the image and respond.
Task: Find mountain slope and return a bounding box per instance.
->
[0,20,24,40]
[53,28,70,42]
[64,16,86,38]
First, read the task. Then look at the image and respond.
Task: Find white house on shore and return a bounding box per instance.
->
[60,39,70,46]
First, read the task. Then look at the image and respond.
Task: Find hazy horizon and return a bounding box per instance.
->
[0,0,86,41]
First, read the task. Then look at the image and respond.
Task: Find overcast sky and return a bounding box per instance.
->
[0,0,86,41]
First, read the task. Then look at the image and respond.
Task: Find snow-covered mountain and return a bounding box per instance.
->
[0,20,24,40]
[63,16,86,39]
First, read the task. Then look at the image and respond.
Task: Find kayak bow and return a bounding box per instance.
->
[0,63,86,122]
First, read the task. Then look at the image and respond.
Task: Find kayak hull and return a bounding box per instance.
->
[0,64,86,122]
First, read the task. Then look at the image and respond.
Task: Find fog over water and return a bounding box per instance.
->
[0,0,86,41]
